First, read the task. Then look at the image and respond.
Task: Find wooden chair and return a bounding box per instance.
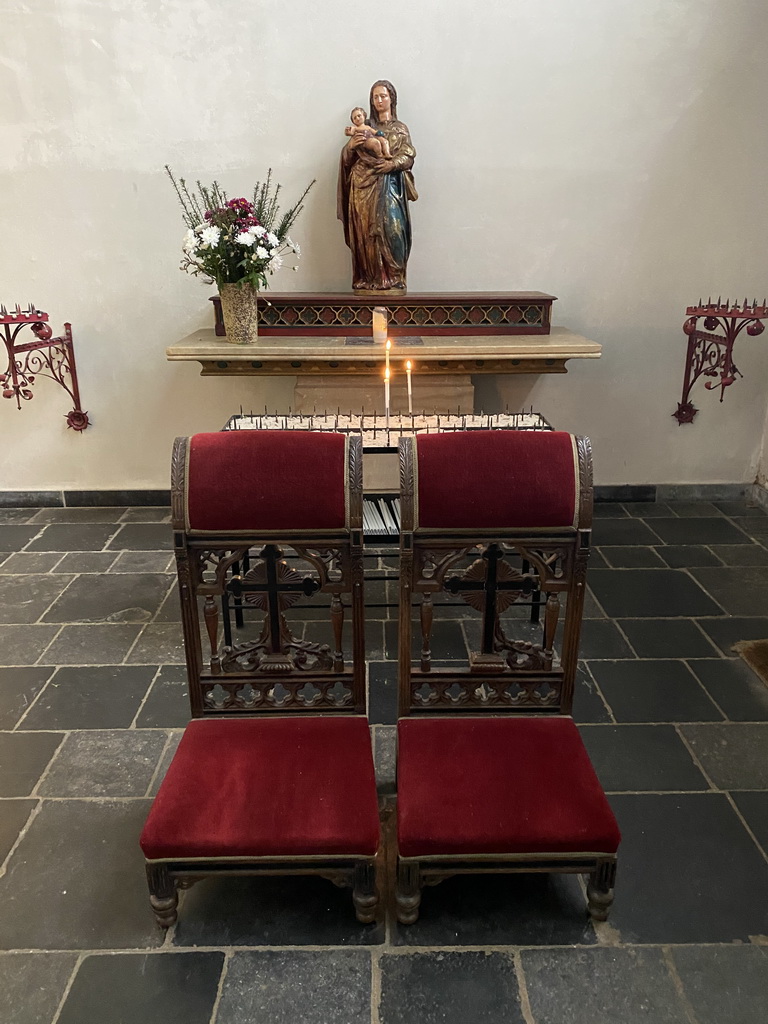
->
[140,430,380,927]
[395,430,620,924]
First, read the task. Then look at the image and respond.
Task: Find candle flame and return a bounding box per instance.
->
[385,339,391,351]
[406,360,412,370]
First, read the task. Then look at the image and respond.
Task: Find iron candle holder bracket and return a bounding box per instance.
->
[1,303,89,431]
[673,297,767,425]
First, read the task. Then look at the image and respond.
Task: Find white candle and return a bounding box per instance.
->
[384,366,391,430]
[385,338,391,375]
[373,307,388,344]
[405,360,413,414]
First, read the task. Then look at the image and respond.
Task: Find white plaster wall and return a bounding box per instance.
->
[1,0,767,491]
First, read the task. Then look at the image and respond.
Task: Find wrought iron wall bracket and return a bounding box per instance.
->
[673,297,766,425]
[1,303,89,430]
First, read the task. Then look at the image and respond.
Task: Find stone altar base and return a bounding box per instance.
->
[293,374,474,415]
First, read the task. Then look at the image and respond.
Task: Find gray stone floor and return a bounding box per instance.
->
[1,500,768,1023]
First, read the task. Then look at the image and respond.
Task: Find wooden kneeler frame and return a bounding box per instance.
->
[394,431,619,924]
[140,431,380,927]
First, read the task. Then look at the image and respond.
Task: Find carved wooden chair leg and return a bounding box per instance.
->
[587,859,617,921]
[395,860,422,925]
[146,863,178,929]
[352,860,379,924]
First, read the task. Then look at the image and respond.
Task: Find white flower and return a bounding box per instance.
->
[235,231,253,246]
[266,231,279,247]
[182,230,197,253]
[195,223,205,234]
[292,242,301,257]
[251,224,267,238]
[200,225,221,247]
[255,246,269,259]
[268,254,283,273]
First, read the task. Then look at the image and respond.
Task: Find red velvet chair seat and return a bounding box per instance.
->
[141,717,380,861]
[397,717,620,858]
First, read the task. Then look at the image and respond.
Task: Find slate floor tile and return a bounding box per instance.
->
[0,574,74,624]
[19,665,156,729]
[731,516,768,537]
[0,624,62,664]
[0,508,36,524]
[0,799,161,949]
[173,876,384,946]
[0,731,63,796]
[29,506,127,523]
[41,623,142,664]
[593,519,662,545]
[697,615,768,653]
[656,544,723,567]
[579,725,708,791]
[108,523,172,550]
[393,874,594,947]
[730,791,768,851]
[57,952,224,1024]
[0,799,37,862]
[569,618,634,659]
[147,731,182,797]
[607,793,768,942]
[26,523,118,551]
[649,518,751,545]
[715,500,767,517]
[152,584,181,623]
[588,660,723,722]
[522,948,689,1024]
[687,658,768,721]
[0,666,55,728]
[126,623,186,664]
[621,501,674,517]
[135,667,191,728]
[599,546,666,568]
[691,566,768,616]
[42,573,172,623]
[679,724,768,788]
[374,724,396,793]
[593,502,628,517]
[380,951,523,1024]
[572,663,612,723]
[588,569,724,617]
[0,551,63,574]
[0,525,42,551]
[38,729,168,797]
[617,618,718,658]
[665,500,723,517]
[217,950,370,1024]
[52,551,118,573]
[369,661,398,725]
[709,543,768,565]
[108,550,174,573]
[0,952,78,1024]
[119,506,172,523]
[669,945,768,1024]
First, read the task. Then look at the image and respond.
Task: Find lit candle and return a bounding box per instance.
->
[405,360,413,414]
[385,338,391,375]
[384,366,391,430]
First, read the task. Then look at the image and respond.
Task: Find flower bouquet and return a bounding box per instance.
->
[167,166,315,344]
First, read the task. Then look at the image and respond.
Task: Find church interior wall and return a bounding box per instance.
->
[1,0,767,491]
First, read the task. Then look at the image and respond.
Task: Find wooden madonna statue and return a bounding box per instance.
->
[337,80,418,293]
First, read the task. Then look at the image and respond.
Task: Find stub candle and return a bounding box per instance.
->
[373,307,388,344]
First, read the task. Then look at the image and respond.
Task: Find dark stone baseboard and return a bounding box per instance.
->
[0,490,171,508]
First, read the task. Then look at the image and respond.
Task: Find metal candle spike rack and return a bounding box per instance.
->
[673,296,767,425]
[223,410,553,452]
[0,303,89,430]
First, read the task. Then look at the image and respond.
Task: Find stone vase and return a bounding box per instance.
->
[219,282,259,345]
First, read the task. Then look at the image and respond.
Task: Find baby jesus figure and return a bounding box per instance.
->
[344,106,392,159]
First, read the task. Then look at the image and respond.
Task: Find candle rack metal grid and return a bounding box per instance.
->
[1,303,89,430]
[673,297,767,425]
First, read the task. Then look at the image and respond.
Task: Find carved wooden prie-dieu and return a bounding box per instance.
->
[395,430,620,925]
[140,430,380,929]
